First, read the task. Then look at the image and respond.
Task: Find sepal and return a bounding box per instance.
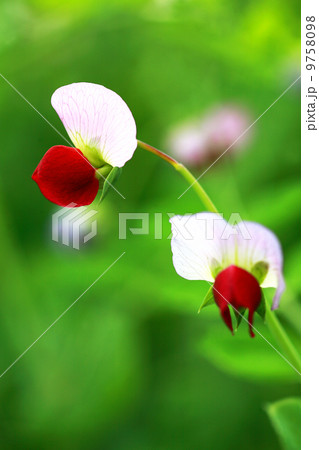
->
[99,166,122,204]
[256,290,266,321]
[234,307,246,330]
[198,286,214,313]
[251,261,269,285]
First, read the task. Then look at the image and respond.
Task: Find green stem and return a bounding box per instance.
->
[137,140,218,213]
[266,300,301,374]
[138,139,300,375]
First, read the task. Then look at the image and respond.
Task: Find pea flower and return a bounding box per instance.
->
[168,105,251,168]
[169,213,285,337]
[32,82,137,206]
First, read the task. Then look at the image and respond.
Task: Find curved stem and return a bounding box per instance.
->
[265,300,301,374]
[137,140,218,213]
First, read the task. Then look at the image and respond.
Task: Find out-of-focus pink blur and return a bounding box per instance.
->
[167,105,252,168]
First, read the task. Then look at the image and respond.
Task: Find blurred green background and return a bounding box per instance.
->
[0,0,300,449]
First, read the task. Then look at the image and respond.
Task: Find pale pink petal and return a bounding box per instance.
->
[234,222,285,309]
[51,82,137,167]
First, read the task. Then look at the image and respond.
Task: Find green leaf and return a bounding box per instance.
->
[266,398,301,450]
[99,167,122,204]
[251,261,269,285]
[198,286,214,313]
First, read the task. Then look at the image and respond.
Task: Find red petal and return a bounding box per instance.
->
[32,146,99,207]
[213,265,261,337]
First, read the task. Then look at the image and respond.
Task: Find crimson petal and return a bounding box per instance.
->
[213,265,261,337]
[32,145,99,207]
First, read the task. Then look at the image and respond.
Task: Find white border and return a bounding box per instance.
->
[302,0,319,447]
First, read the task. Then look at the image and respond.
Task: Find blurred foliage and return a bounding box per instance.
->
[266,398,301,450]
[0,0,300,449]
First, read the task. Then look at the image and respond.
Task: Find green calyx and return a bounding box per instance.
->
[251,261,269,285]
[198,286,214,313]
[98,166,123,204]
[95,163,113,180]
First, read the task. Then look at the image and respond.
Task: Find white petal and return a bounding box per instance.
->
[234,221,285,309]
[169,213,231,282]
[51,82,137,167]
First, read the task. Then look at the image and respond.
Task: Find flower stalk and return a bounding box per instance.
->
[137,140,218,213]
[265,300,301,374]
